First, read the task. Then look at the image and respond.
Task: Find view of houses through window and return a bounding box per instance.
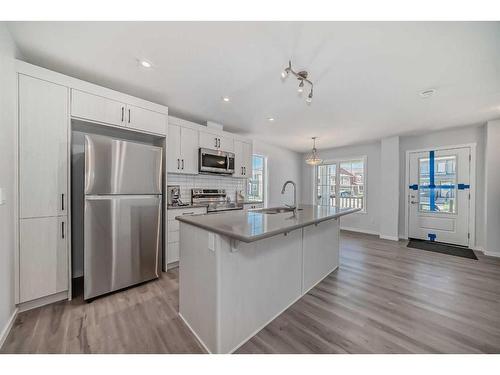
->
[248,155,265,202]
[316,158,365,210]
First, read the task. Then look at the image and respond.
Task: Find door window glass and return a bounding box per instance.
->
[418,155,457,213]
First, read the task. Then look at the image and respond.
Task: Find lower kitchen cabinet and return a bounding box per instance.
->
[166,207,207,266]
[19,216,68,303]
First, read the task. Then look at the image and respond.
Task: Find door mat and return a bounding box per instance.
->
[407,239,478,260]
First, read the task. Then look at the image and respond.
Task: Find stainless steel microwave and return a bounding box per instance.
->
[199,148,235,175]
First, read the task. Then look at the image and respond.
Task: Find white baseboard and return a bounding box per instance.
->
[379,234,400,241]
[483,250,500,258]
[0,307,18,349]
[340,226,379,236]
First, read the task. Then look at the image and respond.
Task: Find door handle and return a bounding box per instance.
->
[128,109,131,123]
[61,193,64,211]
[61,221,65,239]
[177,158,180,169]
[181,159,184,170]
[121,107,124,122]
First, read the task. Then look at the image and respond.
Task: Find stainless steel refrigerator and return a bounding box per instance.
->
[84,134,163,300]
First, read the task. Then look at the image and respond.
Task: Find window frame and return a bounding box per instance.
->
[248,154,267,205]
[313,155,367,213]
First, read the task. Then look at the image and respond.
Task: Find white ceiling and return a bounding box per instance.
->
[7,21,500,152]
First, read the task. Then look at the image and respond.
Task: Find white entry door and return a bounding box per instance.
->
[408,147,471,246]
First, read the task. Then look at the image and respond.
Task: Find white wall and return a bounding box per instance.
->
[485,120,500,256]
[301,141,381,234]
[253,140,302,207]
[399,124,486,248]
[0,23,18,346]
[380,136,400,240]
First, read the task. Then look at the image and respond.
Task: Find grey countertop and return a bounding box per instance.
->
[176,204,361,243]
[167,204,208,210]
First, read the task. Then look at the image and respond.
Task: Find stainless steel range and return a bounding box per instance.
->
[191,189,243,213]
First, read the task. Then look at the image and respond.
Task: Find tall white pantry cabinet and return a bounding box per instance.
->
[18,75,69,304]
[15,61,169,310]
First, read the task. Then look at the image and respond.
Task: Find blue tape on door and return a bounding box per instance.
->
[429,151,436,211]
[458,184,470,190]
[428,233,436,241]
[409,184,418,190]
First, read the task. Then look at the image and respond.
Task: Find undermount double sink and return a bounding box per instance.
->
[253,207,303,214]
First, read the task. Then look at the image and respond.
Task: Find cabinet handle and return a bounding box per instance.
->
[177,158,180,170]
[61,193,64,211]
[61,221,65,239]
[218,138,221,148]
[182,212,194,215]
[121,107,124,122]
[243,167,246,175]
[128,109,131,123]
[215,138,218,148]
[181,159,184,170]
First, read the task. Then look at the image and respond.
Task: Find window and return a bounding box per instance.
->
[248,155,266,202]
[315,157,366,211]
[418,155,457,213]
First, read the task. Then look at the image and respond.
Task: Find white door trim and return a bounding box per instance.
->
[404,143,476,248]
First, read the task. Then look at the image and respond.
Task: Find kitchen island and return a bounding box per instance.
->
[176,204,360,353]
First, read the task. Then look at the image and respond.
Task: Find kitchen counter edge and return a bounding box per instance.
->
[176,206,361,243]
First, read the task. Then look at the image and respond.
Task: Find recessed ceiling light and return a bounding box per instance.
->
[267,117,275,122]
[139,60,153,68]
[222,96,230,102]
[420,88,436,98]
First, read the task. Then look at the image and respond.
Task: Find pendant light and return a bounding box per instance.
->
[305,137,322,166]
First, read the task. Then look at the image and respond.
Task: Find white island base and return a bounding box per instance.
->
[179,217,340,354]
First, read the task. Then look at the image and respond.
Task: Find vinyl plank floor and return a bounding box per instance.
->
[2,231,500,354]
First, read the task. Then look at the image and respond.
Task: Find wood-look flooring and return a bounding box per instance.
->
[2,231,500,354]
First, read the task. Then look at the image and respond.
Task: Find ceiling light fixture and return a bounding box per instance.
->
[222,96,230,102]
[420,88,436,98]
[281,60,314,104]
[139,60,153,68]
[305,137,322,166]
[267,117,275,122]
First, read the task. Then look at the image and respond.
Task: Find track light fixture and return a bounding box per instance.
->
[281,60,314,103]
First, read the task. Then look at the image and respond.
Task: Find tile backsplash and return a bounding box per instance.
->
[167,173,248,203]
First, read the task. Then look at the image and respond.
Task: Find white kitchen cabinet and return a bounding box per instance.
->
[19,75,68,218]
[19,216,68,303]
[166,207,207,266]
[234,139,253,178]
[199,131,234,152]
[167,124,199,174]
[126,104,167,135]
[167,124,182,173]
[71,89,126,127]
[180,126,199,174]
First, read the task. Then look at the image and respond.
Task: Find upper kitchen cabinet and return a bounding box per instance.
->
[19,74,69,219]
[167,119,199,174]
[234,139,253,178]
[71,90,167,135]
[199,130,234,152]
[71,89,126,127]
[125,105,167,135]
